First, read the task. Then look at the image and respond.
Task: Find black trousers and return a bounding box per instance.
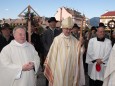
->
[89,77,103,86]
[46,78,49,86]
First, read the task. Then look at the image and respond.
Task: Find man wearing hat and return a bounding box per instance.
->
[0,23,14,52]
[98,22,106,28]
[44,17,85,86]
[71,23,80,40]
[86,24,112,86]
[42,17,61,86]
[90,26,97,38]
[42,17,61,57]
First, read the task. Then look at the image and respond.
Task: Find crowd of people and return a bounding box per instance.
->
[0,16,115,86]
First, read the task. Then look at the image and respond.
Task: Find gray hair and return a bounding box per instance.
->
[13,25,26,35]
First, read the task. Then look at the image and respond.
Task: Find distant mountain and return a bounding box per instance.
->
[90,17,100,26]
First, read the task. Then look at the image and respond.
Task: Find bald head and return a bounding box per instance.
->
[96,27,105,39]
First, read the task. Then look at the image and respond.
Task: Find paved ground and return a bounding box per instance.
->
[36,66,89,86]
[36,66,46,86]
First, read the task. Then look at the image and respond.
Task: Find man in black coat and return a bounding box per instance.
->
[26,26,44,58]
[42,17,61,57]
[0,24,14,52]
[42,17,61,86]
[71,23,80,40]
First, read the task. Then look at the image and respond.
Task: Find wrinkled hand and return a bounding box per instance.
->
[96,59,103,64]
[22,62,34,71]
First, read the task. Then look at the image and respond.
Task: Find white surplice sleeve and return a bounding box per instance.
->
[33,47,40,74]
[86,39,97,64]
[102,40,112,64]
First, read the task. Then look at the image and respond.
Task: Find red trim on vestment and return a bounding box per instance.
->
[44,63,54,86]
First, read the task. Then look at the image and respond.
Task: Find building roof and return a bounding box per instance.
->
[63,7,82,17]
[101,11,115,16]
[0,19,26,24]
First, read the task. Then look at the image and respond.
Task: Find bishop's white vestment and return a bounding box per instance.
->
[44,33,85,86]
[0,40,40,86]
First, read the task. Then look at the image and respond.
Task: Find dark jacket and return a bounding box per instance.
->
[0,35,14,52]
[42,28,61,56]
[26,32,44,56]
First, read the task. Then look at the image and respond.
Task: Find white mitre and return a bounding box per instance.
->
[61,17,74,29]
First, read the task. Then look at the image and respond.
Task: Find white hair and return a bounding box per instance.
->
[13,25,26,35]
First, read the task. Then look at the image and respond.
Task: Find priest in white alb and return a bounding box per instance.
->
[44,17,85,86]
[86,24,112,86]
[103,44,115,86]
[0,26,40,86]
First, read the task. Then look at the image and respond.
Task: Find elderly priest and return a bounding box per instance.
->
[0,26,40,86]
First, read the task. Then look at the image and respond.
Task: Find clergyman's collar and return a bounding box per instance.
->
[97,37,105,42]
